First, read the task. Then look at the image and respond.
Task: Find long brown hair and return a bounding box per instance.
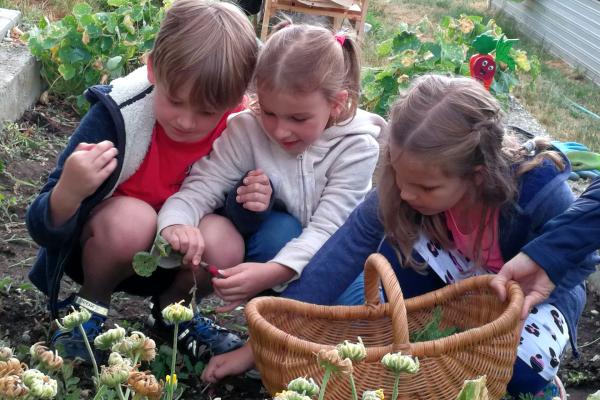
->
[378,75,563,269]
[253,22,361,123]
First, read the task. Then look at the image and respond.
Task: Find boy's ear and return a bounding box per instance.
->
[330,90,349,119]
[147,55,156,84]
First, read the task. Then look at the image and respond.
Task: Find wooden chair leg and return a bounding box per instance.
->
[260,0,272,40]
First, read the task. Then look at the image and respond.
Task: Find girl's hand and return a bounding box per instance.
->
[56,141,118,205]
[236,169,272,212]
[491,252,556,320]
[160,224,205,267]
[201,344,254,383]
[212,262,295,312]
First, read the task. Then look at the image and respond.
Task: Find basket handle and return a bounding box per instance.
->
[364,253,410,350]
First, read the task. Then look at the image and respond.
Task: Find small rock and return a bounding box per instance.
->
[591,309,599,316]
[591,354,600,362]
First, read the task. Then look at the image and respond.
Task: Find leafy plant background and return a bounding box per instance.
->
[361,15,540,116]
[25,0,171,113]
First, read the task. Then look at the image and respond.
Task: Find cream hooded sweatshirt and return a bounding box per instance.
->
[158,109,385,285]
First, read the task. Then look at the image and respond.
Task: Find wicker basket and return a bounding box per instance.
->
[246,253,524,399]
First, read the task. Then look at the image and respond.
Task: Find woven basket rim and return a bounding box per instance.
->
[246,254,523,359]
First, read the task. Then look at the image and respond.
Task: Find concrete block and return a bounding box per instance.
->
[0,42,42,122]
[0,8,21,40]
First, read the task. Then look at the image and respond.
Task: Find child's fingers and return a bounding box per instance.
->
[215,300,244,313]
[93,147,119,170]
[242,201,268,212]
[74,142,95,152]
[236,191,270,206]
[243,173,269,187]
[97,158,118,181]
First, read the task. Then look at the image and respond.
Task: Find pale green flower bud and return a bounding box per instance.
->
[56,308,91,331]
[381,352,419,374]
[336,337,366,362]
[108,352,125,366]
[22,369,45,387]
[287,377,319,397]
[362,389,385,400]
[94,325,126,350]
[587,391,600,400]
[456,375,488,400]
[112,337,135,355]
[274,390,313,400]
[23,369,57,398]
[161,301,193,324]
[0,346,13,361]
[100,363,130,387]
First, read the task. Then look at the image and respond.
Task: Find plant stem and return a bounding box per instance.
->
[123,353,140,400]
[167,323,179,400]
[318,367,332,400]
[78,325,99,384]
[116,384,126,400]
[348,374,358,400]
[392,374,400,400]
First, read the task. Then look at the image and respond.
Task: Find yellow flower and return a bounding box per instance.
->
[162,301,194,324]
[274,390,313,400]
[514,50,531,72]
[458,16,475,34]
[400,50,417,68]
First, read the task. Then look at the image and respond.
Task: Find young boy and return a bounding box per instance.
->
[26,0,258,362]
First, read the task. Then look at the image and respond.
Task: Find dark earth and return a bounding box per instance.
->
[0,99,598,399]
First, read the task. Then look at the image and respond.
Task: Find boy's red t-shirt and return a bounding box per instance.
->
[114,105,243,211]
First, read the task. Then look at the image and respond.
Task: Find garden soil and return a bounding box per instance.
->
[0,102,598,399]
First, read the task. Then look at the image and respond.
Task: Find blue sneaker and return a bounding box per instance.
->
[149,301,243,361]
[50,295,108,363]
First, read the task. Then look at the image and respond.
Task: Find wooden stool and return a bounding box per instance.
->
[260,0,369,40]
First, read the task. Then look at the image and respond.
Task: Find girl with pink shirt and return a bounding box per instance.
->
[282,75,597,399]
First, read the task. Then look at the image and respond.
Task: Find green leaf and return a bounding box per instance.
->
[421,42,442,61]
[106,55,123,70]
[495,35,519,70]
[377,38,393,57]
[72,3,93,18]
[107,0,129,7]
[440,42,465,64]
[472,32,497,54]
[132,251,159,277]
[58,64,77,80]
[392,31,421,54]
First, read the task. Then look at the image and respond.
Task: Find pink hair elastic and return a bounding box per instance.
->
[334,33,346,46]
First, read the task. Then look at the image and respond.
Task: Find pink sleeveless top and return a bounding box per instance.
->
[444,207,504,272]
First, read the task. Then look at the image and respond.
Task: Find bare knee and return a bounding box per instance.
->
[83,197,157,263]
[199,214,244,267]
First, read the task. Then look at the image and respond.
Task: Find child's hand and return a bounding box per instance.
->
[160,224,205,267]
[201,344,254,383]
[56,140,118,204]
[212,262,295,312]
[236,169,272,212]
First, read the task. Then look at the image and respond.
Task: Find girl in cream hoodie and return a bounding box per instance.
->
[158,24,385,374]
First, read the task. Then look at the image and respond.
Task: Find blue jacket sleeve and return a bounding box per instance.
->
[523,178,600,287]
[282,190,385,304]
[25,102,118,248]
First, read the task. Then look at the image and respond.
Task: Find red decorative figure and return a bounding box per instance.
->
[469,54,496,90]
